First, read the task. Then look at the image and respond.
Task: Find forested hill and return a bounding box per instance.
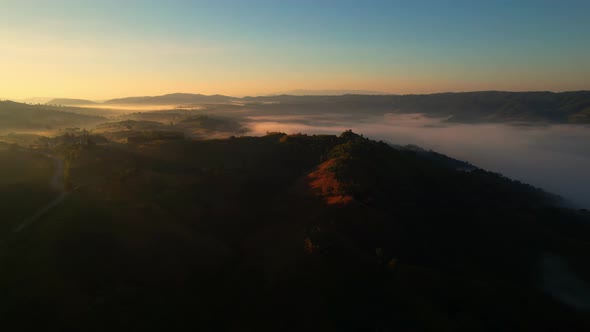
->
[2,130,589,331]
[0,100,105,131]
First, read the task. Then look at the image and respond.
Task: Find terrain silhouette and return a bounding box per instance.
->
[0,100,105,132]
[25,90,590,124]
[47,98,99,106]
[1,131,589,331]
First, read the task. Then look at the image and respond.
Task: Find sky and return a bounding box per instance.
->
[1,0,589,99]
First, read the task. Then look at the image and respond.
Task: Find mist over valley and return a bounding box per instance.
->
[3,91,589,208]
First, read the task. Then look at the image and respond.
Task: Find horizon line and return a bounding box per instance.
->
[4,89,590,103]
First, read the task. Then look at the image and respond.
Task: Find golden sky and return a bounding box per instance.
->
[2,1,588,100]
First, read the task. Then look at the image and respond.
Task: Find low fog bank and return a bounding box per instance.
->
[3,97,589,208]
[247,113,590,209]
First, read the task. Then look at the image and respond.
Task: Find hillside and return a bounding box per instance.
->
[94,115,247,142]
[1,131,589,331]
[388,91,590,123]
[0,100,106,132]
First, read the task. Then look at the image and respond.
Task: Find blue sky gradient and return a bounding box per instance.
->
[2,0,589,98]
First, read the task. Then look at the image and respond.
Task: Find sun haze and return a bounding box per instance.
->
[1,0,589,100]
[3,1,590,331]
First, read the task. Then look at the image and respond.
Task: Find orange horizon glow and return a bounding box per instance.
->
[2,1,588,100]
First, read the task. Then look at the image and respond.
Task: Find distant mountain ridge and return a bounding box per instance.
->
[47,98,99,106]
[243,90,590,124]
[268,89,389,96]
[18,97,55,104]
[104,93,236,105]
[26,90,590,124]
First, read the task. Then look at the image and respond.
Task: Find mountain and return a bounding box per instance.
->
[242,90,590,124]
[0,100,106,132]
[104,93,235,105]
[386,90,590,123]
[46,98,99,106]
[14,90,590,124]
[268,89,390,96]
[2,130,589,331]
[16,97,55,104]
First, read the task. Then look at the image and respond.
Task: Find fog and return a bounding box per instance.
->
[247,113,590,209]
[76,104,205,113]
